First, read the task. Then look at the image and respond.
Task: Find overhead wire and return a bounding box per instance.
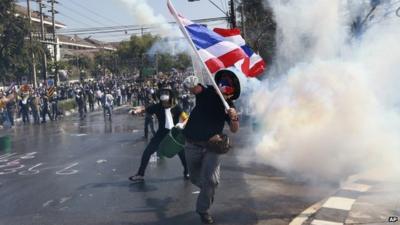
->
[220,0,226,11]
[67,0,125,26]
[62,16,228,32]
[58,12,93,28]
[57,2,110,27]
[59,17,227,34]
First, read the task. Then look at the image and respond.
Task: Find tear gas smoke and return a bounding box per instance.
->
[251,0,400,181]
[118,0,174,36]
[147,37,190,56]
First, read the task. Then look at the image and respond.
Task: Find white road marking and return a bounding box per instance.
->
[341,183,370,192]
[289,202,322,225]
[19,152,37,159]
[322,197,356,211]
[18,163,43,175]
[289,203,321,225]
[56,162,79,175]
[96,159,107,164]
[70,134,87,137]
[311,219,343,225]
[43,200,54,207]
[59,197,71,204]
[0,153,17,160]
[192,191,200,194]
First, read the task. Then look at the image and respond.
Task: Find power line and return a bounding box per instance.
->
[57,2,109,27]
[59,17,228,34]
[67,0,124,26]
[208,0,228,16]
[58,12,93,28]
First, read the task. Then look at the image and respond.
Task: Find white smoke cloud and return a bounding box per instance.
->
[251,0,400,181]
[117,0,176,36]
[147,37,190,55]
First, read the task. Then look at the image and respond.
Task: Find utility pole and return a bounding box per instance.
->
[38,0,48,82]
[229,0,237,28]
[26,0,37,88]
[49,0,59,86]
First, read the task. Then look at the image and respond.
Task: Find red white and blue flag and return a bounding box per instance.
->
[213,28,265,77]
[167,0,265,77]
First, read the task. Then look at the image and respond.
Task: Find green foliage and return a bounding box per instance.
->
[240,0,276,64]
[113,34,191,75]
[0,0,46,84]
[157,53,191,72]
[115,34,161,75]
[0,0,28,82]
[94,51,117,76]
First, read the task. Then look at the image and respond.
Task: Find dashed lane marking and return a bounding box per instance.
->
[322,197,356,211]
[289,201,324,225]
[341,183,370,193]
[289,179,373,225]
[311,219,343,225]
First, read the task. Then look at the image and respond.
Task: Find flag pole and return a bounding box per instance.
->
[167,0,230,110]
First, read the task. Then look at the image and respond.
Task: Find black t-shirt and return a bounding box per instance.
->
[146,103,182,132]
[183,85,233,142]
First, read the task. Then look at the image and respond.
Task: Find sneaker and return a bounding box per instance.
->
[198,212,214,224]
[128,175,144,183]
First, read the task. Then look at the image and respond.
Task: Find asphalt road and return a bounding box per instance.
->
[0,107,338,225]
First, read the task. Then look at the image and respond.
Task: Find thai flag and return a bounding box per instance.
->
[214,28,266,77]
[167,0,265,77]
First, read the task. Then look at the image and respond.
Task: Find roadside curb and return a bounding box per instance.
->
[289,176,375,225]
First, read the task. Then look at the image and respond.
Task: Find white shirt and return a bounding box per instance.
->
[164,108,174,130]
[105,94,114,106]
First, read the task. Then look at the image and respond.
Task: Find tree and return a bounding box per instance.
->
[0,0,29,83]
[116,34,160,76]
[175,53,191,71]
[239,0,276,64]
[0,0,45,84]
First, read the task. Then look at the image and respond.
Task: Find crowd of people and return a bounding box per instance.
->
[0,69,246,224]
[1,69,247,225]
[0,72,196,128]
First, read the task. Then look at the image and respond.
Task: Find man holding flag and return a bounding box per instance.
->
[167,0,265,223]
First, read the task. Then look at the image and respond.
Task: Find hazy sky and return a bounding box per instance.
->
[22,0,230,42]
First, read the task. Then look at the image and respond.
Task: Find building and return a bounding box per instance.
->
[16,3,116,63]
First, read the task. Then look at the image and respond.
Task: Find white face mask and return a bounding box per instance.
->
[160,95,170,101]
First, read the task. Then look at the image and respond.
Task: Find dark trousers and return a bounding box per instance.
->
[7,109,14,126]
[137,129,188,176]
[41,108,52,122]
[21,109,30,123]
[89,101,95,112]
[144,115,156,138]
[32,110,40,124]
[51,103,58,120]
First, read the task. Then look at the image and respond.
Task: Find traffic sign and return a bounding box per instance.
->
[21,76,28,85]
[47,79,55,87]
